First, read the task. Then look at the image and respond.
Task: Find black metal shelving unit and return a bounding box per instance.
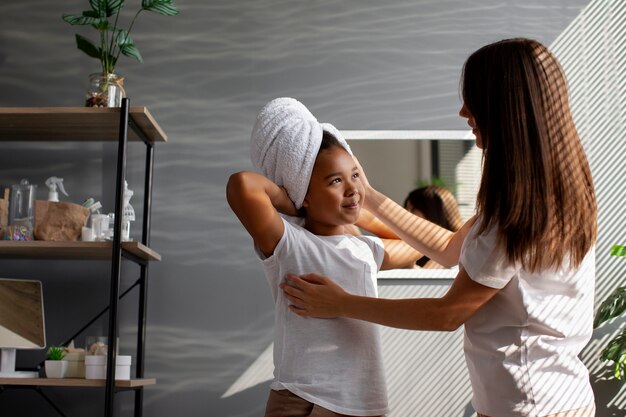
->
[0,99,166,417]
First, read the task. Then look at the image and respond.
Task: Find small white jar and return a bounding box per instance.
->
[85,355,131,380]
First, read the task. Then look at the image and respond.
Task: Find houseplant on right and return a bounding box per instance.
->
[63,0,179,107]
[594,245,626,380]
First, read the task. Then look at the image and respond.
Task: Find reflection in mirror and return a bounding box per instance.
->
[344,131,481,221]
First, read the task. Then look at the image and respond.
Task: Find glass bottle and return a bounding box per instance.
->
[85,73,125,108]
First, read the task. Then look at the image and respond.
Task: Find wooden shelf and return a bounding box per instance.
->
[0,241,161,261]
[0,377,156,388]
[0,107,167,143]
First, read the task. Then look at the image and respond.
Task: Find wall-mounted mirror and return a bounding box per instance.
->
[344,130,481,221]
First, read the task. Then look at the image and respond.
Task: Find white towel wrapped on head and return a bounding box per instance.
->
[250,97,352,209]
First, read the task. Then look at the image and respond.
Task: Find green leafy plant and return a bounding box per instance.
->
[594,245,626,380]
[46,345,67,361]
[416,176,457,193]
[62,0,179,76]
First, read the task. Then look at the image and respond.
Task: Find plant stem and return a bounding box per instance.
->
[114,9,144,65]
[100,29,108,74]
[108,7,123,74]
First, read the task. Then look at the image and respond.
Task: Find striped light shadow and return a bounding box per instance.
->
[550,1,626,410]
[380,282,472,416]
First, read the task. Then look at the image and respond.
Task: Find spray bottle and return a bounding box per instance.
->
[45,177,68,202]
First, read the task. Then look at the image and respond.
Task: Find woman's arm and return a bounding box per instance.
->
[355,208,400,239]
[226,171,297,257]
[364,186,476,267]
[281,268,500,331]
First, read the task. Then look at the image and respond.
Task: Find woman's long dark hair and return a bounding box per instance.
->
[461,38,596,271]
[404,186,463,232]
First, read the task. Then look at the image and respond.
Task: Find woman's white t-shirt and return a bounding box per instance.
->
[460,220,595,417]
[256,218,388,416]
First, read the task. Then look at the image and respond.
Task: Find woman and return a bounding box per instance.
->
[281,38,597,417]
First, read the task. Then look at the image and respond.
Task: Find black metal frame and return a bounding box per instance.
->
[104,98,154,417]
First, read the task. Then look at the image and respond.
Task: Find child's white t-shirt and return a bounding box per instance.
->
[460,219,595,417]
[256,218,388,416]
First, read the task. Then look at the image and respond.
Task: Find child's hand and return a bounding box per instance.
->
[280,273,347,318]
[353,156,371,189]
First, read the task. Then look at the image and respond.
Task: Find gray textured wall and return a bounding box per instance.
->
[0,1,601,416]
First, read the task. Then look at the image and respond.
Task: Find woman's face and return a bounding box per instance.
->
[459,102,482,149]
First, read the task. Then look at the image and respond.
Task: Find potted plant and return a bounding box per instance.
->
[62,0,179,107]
[45,345,68,379]
[593,245,626,380]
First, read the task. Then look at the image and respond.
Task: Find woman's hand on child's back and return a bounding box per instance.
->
[281,273,348,318]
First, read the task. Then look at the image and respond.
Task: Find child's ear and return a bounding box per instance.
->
[302,197,310,208]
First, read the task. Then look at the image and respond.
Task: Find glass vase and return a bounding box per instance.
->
[85,73,125,108]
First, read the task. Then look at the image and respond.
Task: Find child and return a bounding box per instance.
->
[226,97,422,417]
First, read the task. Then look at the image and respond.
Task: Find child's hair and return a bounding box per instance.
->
[403,186,463,232]
[461,38,597,271]
[319,130,343,153]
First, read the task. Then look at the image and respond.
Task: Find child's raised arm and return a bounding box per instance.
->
[226,171,297,257]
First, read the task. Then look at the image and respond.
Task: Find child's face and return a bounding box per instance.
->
[302,146,365,236]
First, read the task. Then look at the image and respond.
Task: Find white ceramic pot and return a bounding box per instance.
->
[85,355,131,380]
[45,360,69,379]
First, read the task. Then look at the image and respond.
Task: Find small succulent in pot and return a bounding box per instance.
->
[46,345,67,361]
[45,345,69,378]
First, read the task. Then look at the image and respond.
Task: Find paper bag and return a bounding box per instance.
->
[0,188,8,238]
[34,200,90,241]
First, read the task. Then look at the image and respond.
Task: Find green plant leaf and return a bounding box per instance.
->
[82,10,101,18]
[47,345,66,361]
[594,286,626,328]
[89,0,107,16]
[116,31,143,62]
[614,353,626,380]
[87,0,123,17]
[611,245,626,257]
[62,13,100,26]
[600,328,626,380]
[142,0,179,16]
[75,34,101,59]
[120,44,143,62]
[106,0,124,16]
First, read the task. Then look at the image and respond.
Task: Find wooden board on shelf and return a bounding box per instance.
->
[0,241,161,262]
[0,377,156,388]
[0,107,167,143]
